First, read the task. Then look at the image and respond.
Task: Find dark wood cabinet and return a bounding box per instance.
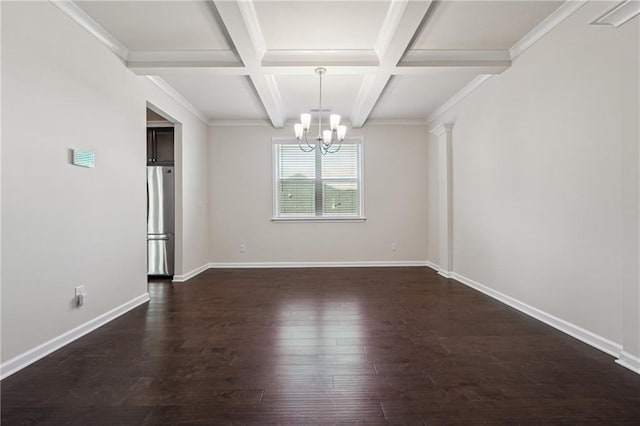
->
[147,127,174,165]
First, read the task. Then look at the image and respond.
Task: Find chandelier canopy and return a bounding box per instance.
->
[294,67,347,154]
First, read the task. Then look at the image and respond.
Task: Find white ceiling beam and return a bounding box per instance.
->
[393,65,508,76]
[398,49,511,68]
[127,50,248,75]
[395,49,509,75]
[213,0,284,128]
[351,0,433,128]
[130,67,249,76]
[128,48,509,76]
[262,66,379,76]
[262,49,379,67]
[128,50,241,66]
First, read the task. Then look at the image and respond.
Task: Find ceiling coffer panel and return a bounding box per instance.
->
[76,1,233,51]
[411,1,563,50]
[160,75,268,121]
[277,74,364,124]
[253,1,392,50]
[370,70,480,120]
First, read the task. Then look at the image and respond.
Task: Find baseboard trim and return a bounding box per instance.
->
[172,263,209,282]
[425,261,440,271]
[208,261,429,269]
[0,293,150,379]
[616,351,640,374]
[450,272,622,359]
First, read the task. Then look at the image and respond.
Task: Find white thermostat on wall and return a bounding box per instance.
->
[72,149,95,168]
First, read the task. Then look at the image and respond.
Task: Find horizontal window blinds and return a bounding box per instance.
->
[274,142,362,218]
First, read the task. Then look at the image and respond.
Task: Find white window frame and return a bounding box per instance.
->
[272,137,366,222]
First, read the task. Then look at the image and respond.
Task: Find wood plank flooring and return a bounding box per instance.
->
[2,267,640,424]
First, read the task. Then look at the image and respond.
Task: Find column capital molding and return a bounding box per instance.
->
[429,122,454,136]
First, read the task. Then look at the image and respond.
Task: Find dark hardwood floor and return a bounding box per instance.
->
[2,267,640,425]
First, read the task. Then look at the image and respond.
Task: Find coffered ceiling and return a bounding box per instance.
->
[68,0,567,127]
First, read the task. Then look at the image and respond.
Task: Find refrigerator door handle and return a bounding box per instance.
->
[147,234,169,241]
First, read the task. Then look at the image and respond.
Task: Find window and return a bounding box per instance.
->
[273,140,363,220]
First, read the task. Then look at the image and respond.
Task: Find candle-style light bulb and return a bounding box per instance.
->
[330,114,340,131]
[300,113,311,131]
[323,130,332,145]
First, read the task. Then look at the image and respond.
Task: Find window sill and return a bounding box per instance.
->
[271,216,366,223]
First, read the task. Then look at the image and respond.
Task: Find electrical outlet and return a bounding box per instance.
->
[74,286,87,307]
[240,243,246,253]
[391,242,397,251]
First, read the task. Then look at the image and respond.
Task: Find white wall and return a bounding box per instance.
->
[208,125,428,264]
[142,81,210,278]
[426,2,639,356]
[1,2,147,362]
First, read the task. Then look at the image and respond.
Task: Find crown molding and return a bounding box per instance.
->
[591,0,640,28]
[509,0,588,60]
[429,122,453,136]
[146,76,209,125]
[50,0,129,61]
[426,74,492,125]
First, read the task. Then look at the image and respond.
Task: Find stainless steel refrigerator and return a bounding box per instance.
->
[147,166,175,276]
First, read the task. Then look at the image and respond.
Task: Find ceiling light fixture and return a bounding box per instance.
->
[294,67,346,154]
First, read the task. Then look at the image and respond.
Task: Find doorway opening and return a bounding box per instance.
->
[146,106,175,284]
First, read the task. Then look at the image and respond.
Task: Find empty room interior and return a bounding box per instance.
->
[2,0,640,424]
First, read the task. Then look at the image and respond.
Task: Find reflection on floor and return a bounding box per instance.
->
[2,267,640,424]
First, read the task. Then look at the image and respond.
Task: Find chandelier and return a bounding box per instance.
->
[294,67,347,154]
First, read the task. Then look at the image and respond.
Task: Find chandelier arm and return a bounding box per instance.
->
[324,138,343,154]
[298,140,315,152]
[298,131,316,152]
[298,142,315,152]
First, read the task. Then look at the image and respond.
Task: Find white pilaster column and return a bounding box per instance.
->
[430,123,454,278]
